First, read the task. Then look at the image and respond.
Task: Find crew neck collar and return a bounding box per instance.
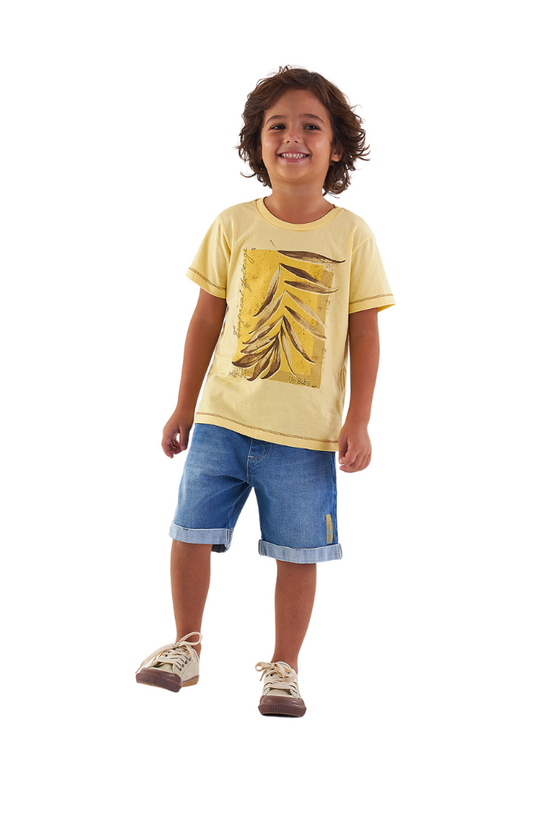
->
[256,198,341,231]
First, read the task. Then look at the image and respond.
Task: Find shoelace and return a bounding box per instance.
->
[255,661,300,697]
[136,631,202,674]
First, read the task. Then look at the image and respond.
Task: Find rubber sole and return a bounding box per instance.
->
[136,669,199,692]
[258,695,307,718]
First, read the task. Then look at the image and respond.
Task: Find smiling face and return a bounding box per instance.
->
[260,89,343,192]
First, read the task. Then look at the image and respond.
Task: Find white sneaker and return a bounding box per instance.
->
[255,661,307,717]
[136,632,202,692]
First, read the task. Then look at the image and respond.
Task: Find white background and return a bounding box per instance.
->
[2,1,531,817]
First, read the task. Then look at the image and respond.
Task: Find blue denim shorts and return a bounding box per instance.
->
[169,423,342,564]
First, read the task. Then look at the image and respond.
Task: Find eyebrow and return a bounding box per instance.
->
[265,113,325,125]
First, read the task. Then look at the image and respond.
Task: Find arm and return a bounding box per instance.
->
[162,288,226,458]
[338,308,380,473]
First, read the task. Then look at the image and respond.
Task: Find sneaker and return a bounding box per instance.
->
[255,661,307,717]
[135,632,202,692]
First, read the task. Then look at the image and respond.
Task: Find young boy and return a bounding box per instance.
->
[135,67,395,717]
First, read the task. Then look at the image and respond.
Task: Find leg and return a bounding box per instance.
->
[271,560,317,673]
[171,539,212,655]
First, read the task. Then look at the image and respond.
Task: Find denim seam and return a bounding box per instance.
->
[225,483,252,534]
[246,442,271,481]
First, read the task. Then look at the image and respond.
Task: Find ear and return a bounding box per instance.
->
[330,142,343,163]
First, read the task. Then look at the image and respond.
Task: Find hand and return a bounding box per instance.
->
[338,421,372,473]
[161,412,193,458]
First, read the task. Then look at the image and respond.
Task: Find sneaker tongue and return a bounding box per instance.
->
[157,663,174,672]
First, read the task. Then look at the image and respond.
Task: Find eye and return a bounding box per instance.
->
[270,123,285,130]
[305,124,320,130]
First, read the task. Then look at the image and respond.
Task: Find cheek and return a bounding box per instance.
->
[260,135,277,160]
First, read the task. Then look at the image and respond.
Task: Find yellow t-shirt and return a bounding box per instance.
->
[187,199,395,452]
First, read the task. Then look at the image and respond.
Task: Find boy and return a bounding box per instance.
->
[136,67,395,717]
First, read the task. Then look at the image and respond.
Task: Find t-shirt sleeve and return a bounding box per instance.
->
[186,215,230,298]
[349,233,395,313]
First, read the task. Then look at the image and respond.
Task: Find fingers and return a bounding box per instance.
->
[339,457,370,472]
[339,447,372,473]
[178,426,190,451]
[161,424,191,458]
[162,436,179,458]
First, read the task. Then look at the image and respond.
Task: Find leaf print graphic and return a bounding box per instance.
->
[262,340,281,378]
[240,334,278,356]
[234,335,276,367]
[253,294,283,332]
[282,317,314,363]
[280,324,296,375]
[232,349,269,369]
[254,266,280,317]
[287,291,325,331]
[247,339,281,380]
[243,316,281,344]
[280,263,321,284]
[279,251,345,265]
[285,306,326,340]
[249,360,266,381]
[285,279,338,295]
[233,248,342,382]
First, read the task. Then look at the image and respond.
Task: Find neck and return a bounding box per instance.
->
[264,188,335,224]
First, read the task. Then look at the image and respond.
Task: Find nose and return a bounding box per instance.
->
[284,125,301,143]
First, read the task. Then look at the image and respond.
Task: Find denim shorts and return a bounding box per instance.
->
[169,423,342,564]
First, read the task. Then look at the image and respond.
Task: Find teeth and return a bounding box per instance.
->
[280,153,307,158]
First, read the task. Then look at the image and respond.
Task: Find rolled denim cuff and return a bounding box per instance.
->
[169,523,233,553]
[258,539,342,564]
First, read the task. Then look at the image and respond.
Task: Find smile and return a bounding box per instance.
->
[278,152,309,160]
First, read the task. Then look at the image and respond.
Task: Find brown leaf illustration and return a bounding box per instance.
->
[282,317,314,363]
[280,324,296,374]
[279,250,345,264]
[232,336,274,367]
[241,316,280,346]
[287,291,325,331]
[232,350,265,369]
[247,340,281,381]
[253,294,283,332]
[240,334,277,355]
[285,279,338,296]
[280,263,321,283]
[262,340,281,378]
[249,360,267,381]
[234,249,339,381]
[254,265,280,318]
[285,306,326,340]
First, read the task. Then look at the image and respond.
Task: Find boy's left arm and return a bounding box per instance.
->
[338,308,380,473]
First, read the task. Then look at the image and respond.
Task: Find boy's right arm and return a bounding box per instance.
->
[162,288,226,458]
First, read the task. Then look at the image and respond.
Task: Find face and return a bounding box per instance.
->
[260,89,342,191]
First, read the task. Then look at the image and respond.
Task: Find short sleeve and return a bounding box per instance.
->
[186,215,230,298]
[349,234,395,313]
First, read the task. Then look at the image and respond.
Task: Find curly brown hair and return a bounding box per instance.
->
[238,66,370,196]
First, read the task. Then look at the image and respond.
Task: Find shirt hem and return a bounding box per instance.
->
[186,267,226,297]
[194,413,339,452]
[349,294,396,313]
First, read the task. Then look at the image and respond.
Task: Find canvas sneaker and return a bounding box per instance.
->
[255,661,307,717]
[136,632,202,692]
